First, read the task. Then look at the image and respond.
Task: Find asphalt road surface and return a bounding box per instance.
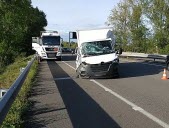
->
[25,54,169,128]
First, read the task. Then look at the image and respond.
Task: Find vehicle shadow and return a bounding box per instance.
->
[62,54,76,61]
[62,56,165,79]
[47,61,121,128]
[119,61,164,78]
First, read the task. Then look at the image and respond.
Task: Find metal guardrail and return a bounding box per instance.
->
[121,52,167,61]
[0,56,36,124]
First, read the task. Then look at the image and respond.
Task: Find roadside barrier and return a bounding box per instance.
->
[120,52,167,62]
[0,56,36,124]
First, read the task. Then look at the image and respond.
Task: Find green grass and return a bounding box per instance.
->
[0,56,38,128]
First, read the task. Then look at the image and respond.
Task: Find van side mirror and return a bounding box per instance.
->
[116,48,122,54]
[118,48,123,54]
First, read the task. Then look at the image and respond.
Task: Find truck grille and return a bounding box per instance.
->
[90,62,111,73]
[45,47,58,51]
[47,53,56,58]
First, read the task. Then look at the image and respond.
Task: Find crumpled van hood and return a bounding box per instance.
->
[81,53,118,64]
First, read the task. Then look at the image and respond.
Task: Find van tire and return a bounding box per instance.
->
[57,57,62,61]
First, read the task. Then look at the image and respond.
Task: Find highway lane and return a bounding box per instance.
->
[26,54,169,128]
[57,54,169,128]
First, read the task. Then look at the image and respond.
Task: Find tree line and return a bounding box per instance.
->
[0,0,47,68]
[107,0,169,54]
[62,41,77,49]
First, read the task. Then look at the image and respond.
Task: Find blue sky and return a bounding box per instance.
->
[31,0,120,41]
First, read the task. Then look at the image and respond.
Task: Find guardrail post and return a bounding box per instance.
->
[27,61,31,65]
[20,67,25,73]
[0,89,8,100]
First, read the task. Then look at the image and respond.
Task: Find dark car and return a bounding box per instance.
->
[62,48,71,53]
[71,48,76,54]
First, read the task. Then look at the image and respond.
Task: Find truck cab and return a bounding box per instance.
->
[75,28,122,78]
[32,31,63,61]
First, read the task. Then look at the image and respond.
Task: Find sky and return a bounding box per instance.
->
[31,0,120,41]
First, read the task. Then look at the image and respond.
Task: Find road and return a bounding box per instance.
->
[25,54,169,128]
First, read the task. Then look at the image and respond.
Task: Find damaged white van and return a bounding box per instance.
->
[74,28,122,78]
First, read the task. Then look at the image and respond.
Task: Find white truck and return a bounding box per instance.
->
[32,30,63,61]
[75,28,122,78]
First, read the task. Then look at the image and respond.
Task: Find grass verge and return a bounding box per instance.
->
[0,56,38,128]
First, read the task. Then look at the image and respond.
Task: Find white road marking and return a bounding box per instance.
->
[63,61,169,128]
[132,106,143,111]
[62,61,76,70]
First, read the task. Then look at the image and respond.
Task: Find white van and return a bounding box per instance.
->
[75,28,122,78]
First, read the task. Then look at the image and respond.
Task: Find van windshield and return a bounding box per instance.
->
[81,40,113,56]
[42,36,60,45]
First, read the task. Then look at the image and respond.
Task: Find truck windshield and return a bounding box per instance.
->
[42,36,60,45]
[81,40,114,56]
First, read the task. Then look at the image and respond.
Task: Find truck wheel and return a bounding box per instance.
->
[38,57,42,63]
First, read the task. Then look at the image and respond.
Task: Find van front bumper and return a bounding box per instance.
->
[77,61,119,78]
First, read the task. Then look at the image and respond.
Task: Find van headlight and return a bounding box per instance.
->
[41,52,46,55]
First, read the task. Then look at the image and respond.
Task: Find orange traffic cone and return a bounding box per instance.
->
[161,68,168,80]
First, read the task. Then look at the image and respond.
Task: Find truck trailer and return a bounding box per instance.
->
[32,30,63,61]
[75,28,122,78]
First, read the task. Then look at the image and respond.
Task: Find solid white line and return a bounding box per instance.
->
[62,61,76,70]
[90,79,169,128]
[63,61,169,128]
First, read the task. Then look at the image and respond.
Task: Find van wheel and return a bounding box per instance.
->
[76,70,83,78]
[75,70,80,78]
[57,57,62,61]
[113,68,120,78]
[116,73,120,78]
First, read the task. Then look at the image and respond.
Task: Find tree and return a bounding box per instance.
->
[146,0,169,51]
[107,1,130,51]
[0,0,47,67]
